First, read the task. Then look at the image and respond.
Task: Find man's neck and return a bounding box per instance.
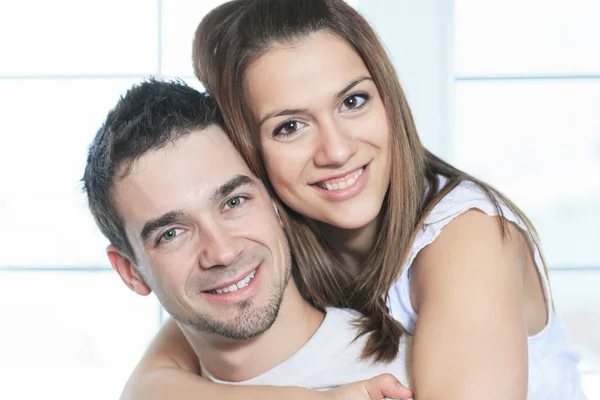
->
[181,280,324,382]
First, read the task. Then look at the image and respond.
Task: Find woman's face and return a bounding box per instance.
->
[245,32,391,230]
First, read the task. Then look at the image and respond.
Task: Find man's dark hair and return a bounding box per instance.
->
[82,78,223,261]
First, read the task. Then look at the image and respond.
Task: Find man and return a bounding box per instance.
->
[83,79,412,397]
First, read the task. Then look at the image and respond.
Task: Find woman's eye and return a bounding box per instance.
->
[273,120,307,137]
[224,196,247,211]
[159,228,183,244]
[340,93,368,111]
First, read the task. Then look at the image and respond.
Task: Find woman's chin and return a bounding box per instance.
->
[285,194,384,232]
[311,209,381,232]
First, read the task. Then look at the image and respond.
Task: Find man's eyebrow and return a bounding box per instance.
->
[257,76,373,128]
[140,211,185,245]
[210,174,256,202]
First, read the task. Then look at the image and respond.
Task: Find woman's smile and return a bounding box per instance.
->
[246,32,392,230]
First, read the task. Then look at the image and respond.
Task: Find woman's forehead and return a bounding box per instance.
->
[245,32,370,110]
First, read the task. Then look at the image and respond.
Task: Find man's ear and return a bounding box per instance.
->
[106,245,151,296]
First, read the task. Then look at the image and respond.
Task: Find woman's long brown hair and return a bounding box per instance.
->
[192,0,548,363]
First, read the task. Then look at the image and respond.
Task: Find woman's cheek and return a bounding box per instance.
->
[264,151,304,208]
[264,145,295,183]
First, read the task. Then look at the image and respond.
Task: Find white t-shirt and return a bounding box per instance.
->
[202,308,412,392]
[386,177,587,400]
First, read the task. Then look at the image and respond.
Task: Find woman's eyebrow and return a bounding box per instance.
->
[335,76,373,99]
[258,108,306,129]
[258,76,373,128]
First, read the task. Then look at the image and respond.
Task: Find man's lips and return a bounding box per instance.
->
[205,269,257,294]
[202,267,258,294]
[198,264,264,304]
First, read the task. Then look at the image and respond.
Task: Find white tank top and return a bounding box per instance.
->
[386,177,588,400]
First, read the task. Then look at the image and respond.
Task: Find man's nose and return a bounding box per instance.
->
[197,223,244,269]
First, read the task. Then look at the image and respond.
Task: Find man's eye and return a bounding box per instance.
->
[223,196,247,211]
[159,228,183,243]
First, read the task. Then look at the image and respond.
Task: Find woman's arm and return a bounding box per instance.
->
[410,210,530,400]
[120,318,199,399]
[120,318,413,400]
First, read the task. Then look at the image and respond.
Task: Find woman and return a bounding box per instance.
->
[122,1,586,399]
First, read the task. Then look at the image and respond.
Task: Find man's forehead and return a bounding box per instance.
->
[190,126,258,184]
[114,126,263,220]
[191,125,245,159]
[122,128,245,180]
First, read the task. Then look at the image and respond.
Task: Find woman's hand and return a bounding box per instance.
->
[326,374,413,400]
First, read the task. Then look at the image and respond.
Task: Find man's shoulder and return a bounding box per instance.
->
[320,308,372,348]
[322,308,364,334]
[317,308,412,389]
[324,307,362,321]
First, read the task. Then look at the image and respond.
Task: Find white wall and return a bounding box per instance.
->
[356,0,454,160]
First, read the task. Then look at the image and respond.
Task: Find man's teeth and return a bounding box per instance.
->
[317,168,364,191]
[210,270,256,294]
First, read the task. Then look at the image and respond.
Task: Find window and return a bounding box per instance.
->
[3,1,598,398]
[454,0,600,395]
[1,1,224,399]
[454,0,600,269]
[356,0,599,396]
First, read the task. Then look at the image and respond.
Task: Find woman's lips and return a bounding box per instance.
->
[310,162,370,201]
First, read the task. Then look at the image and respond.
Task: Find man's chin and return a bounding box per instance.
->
[171,301,282,341]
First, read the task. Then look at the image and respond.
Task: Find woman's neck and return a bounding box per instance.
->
[314,216,381,275]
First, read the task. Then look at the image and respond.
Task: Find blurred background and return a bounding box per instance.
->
[0,0,598,398]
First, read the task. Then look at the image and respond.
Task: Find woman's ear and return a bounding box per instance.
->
[106,245,151,296]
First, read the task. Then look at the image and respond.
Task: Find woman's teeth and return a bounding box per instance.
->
[317,167,364,191]
[209,270,256,294]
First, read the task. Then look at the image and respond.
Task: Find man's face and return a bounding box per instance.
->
[111,126,292,340]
